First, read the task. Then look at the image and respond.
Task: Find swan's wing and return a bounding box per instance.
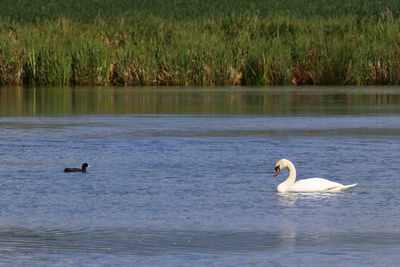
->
[289,178,344,193]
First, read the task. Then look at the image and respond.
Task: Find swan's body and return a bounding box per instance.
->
[274,159,357,193]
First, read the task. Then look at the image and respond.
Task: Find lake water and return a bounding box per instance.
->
[0,86,399,266]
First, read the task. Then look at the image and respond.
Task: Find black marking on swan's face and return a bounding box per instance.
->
[274,165,281,177]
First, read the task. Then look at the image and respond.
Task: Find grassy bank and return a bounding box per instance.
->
[2,0,400,23]
[0,2,400,86]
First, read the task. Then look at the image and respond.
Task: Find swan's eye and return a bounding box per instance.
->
[275,166,280,171]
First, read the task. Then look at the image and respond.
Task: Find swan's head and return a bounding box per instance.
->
[274,159,290,177]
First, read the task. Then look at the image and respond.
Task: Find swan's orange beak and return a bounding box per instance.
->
[274,166,280,177]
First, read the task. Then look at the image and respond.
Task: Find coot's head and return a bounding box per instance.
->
[82,163,89,169]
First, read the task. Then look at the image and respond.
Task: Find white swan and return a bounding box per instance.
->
[274,159,357,193]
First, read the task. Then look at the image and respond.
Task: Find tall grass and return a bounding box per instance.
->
[1,11,400,86]
[1,0,400,23]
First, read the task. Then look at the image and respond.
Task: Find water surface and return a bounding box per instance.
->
[0,87,399,266]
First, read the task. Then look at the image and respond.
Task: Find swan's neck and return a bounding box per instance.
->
[278,161,297,192]
[285,161,297,185]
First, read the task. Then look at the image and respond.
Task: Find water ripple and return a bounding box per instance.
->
[0,228,398,256]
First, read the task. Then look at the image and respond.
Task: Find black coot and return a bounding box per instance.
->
[64,163,89,172]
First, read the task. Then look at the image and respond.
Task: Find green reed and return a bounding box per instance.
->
[1,0,400,23]
[0,12,400,86]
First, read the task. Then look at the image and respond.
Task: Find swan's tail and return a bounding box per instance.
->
[341,183,357,191]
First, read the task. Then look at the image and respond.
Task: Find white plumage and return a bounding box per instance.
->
[274,159,357,193]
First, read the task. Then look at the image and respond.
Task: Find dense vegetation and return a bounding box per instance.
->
[0,0,399,86]
[2,0,400,22]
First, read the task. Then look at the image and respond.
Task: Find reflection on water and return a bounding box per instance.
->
[277,192,339,206]
[277,193,298,206]
[0,227,398,256]
[1,86,400,115]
